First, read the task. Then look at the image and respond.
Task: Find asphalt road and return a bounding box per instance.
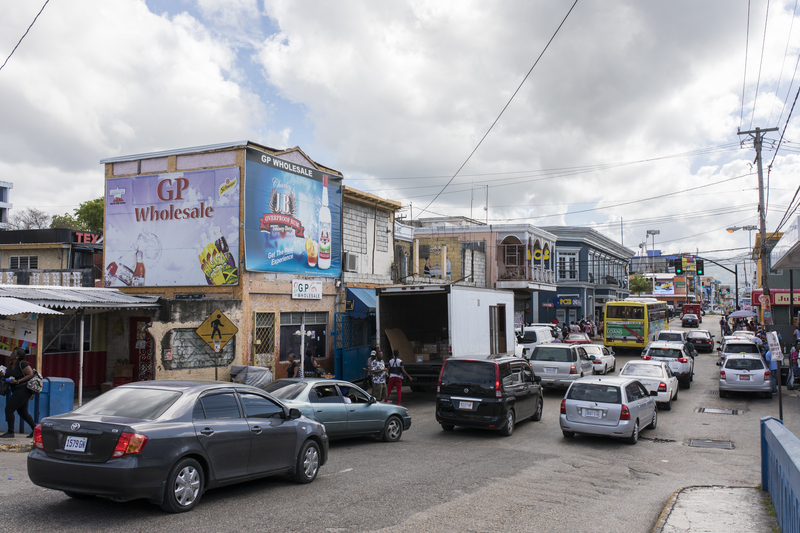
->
[0,315,795,533]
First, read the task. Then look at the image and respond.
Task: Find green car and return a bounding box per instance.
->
[264,378,411,442]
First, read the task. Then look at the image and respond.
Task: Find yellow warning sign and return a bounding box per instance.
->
[196,310,238,350]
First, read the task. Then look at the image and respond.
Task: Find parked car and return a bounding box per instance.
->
[681,314,699,328]
[687,330,715,353]
[27,381,328,512]
[564,333,592,345]
[436,355,543,436]
[560,376,658,444]
[619,361,679,410]
[582,344,616,375]
[527,344,595,388]
[719,353,772,398]
[515,325,554,358]
[718,338,761,365]
[264,378,411,442]
[642,341,695,388]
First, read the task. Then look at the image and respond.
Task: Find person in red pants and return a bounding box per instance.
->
[385,350,412,405]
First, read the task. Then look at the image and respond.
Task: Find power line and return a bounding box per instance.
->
[740,0,752,130]
[419,0,579,217]
[0,0,50,73]
[767,0,799,126]
[748,0,771,130]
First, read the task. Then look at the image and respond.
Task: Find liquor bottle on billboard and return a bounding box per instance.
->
[318,175,331,270]
[104,262,119,287]
[132,251,146,286]
[107,256,135,286]
[212,226,237,269]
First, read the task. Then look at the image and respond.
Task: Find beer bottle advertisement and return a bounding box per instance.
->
[104,167,240,287]
[243,148,342,277]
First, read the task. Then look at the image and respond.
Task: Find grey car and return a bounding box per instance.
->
[27,381,329,512]
[642,341,695,388]
[528,343,595,388]
[560,376,658,444]
[264,378,411,442]
[719,353,772,398]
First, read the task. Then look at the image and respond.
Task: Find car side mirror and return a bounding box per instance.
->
[589,355,596,360]
[649,390,658,396]
[369,396,377,404]
[289,408,302,420]
[534,375,542,383]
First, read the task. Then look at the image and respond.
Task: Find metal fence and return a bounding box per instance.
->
[761,416,800,533]
[333,313,371,383]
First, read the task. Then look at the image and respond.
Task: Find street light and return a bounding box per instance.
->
[647,230,660,293]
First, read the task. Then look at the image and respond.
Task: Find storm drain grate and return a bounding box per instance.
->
[698,407,739,415]
[690,439,734,450]
[706,390,719,395]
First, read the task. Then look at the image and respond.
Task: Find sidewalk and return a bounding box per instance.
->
[652,486,779,533]
[0,433,33,453]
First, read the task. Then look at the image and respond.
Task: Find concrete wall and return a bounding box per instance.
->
[342,200,394,284]
[0,246,66,269]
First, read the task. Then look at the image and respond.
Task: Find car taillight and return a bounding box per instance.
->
[720,370,726,379]
[620,405,631,421]
[569,365,577,374]
[658,382,667,392]
[437,360,447,393]
[678,358,688,363]
[495,363,502,398]
[112,432,148,458]
[642,355,651,360]
[560,399,566,414]
[765,371,771,380]
[593,360,602,364]
[33,424,43,449]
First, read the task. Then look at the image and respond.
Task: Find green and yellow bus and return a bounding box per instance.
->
[604,298,668,350]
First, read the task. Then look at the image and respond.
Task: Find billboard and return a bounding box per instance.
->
[652,276,675,295]
[105,168,240,287]
[244,149,342,276]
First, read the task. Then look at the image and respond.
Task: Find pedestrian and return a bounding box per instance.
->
[370,352,387,401]
[584,320,593,339]
[364,350,377,392]
[790,346,799,386]
[719,316,726,337]
[286,352,301,378]
[562,323,569,339]
[304,349,321,377]
[765,348,778,394]
[0,347,36,438]
[794,323,800,347]
[385,350,412,405]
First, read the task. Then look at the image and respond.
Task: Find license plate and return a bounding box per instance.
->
[583,409,601,418]
[64,436,87,452]
[458,401,473,410]
[739,375,750,381]
[545,368,557,374]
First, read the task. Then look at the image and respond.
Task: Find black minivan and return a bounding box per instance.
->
[435,356,543,436]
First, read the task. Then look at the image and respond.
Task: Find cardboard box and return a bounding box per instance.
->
[114,363,134,378]
[423,344,437,353]
[415,353,430,362]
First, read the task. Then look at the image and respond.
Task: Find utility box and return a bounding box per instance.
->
[1,377,75,433]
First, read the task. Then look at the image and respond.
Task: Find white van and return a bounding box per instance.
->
[515,325,554,358]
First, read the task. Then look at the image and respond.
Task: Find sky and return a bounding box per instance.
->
[2,0,800,286]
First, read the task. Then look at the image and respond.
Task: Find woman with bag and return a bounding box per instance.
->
[0,347,36,439]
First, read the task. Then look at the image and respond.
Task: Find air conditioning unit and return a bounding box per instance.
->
[343,252,359,272]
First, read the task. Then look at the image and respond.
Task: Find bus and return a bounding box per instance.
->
[603,298,668,350]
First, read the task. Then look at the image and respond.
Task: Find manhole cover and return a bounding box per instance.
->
[698,407,739,415]
[690,439,734,449]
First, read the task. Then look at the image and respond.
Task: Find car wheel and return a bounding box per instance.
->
[602,365,608,375]
[625,420,639,445]
[410,385,425,393]
[763,392,772,399]
[690,372,694,382]
[441,424,455,431]
[500,409,515,437]
[678,379,688,389]
[64,492,94,500]
[673,387,678,401]
[292,440,321,484]
[562,430,575,438]
[160,457,204,513]
[719,389,728,398]
[660,398,672,410]
[648,409,658,429]
[685,379,691,390]
[531,397,543,421]
[382,416,403,442]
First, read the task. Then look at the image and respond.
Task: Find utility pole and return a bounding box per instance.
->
[738,127,778,327]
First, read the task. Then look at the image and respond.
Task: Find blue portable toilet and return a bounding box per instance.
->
[1,377,75,433]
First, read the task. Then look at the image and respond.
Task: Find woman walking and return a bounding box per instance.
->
[1,348,36,438]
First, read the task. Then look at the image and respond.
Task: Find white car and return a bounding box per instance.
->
[619,361,679,410]
[582,344,616,375]
[642,341,695,389]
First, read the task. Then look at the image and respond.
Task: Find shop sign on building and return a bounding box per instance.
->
[104,167,240,287]
[292,280,323,300]
[554,297,582,307]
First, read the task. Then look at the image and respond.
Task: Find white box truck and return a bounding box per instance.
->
[376,284,516,392]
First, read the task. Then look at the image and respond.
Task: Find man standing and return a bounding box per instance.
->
[766,348,778,394]
[371,352,387,402]
[386,350,412,406]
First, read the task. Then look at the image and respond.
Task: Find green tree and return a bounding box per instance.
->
[49,197,104,233]
[629,274,652,295]
[50,213,81,230]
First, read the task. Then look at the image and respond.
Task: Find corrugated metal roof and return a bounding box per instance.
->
[0,285,160,310]
[0,297,63,316]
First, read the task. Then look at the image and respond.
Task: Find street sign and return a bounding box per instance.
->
[196,309,238,350]
[767,331,782,361]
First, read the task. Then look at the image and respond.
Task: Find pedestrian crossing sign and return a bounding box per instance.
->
[196,309,238,350]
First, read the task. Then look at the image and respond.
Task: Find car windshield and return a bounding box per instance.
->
[264,380,308,400]
[688,333,709,341]
[72,388,181,419]
[567,383,621,404]
[440,361,495,388]
[659,333,683,342]
[648,348,683,359]
[582,345,603,355]
[567,334,585,340]
[621,364,662,377]
[684,314,697,319]
[724,343,760,354]
[531,346,571,362]
[725,358,765,371]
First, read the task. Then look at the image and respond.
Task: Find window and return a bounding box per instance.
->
[625,383,642,401]
[43,314,91,353]
[337,385,370,404]
[239,392,284,418]
[73,388,181,419]
[280,312,328,361]
[253,311,276,368]
[558,252,577,280]
[10,255,38,270]
[310,385,342,403]
[200,393,241,419]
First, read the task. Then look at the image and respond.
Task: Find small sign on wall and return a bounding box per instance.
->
[292,280,323,299]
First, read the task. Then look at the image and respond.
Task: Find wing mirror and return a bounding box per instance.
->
[589,355,596,360]
[534,375,542,383]
[369,396,377,404]
[289,408,302,420]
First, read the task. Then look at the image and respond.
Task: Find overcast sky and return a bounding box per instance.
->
[2,0,799,285]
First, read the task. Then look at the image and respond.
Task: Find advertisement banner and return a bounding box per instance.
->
[105,168,240,287]
[244,149,342,276]
[653,276,675,295]
[605,321,645,341]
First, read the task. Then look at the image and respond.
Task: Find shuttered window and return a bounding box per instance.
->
[10,255,38,270]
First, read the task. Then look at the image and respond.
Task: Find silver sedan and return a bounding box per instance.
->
[719,353,772,398]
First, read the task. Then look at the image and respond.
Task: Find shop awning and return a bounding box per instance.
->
[0,285,160,311]
[0,297,63,316]
[347,288,376,319]
[771,216,800,270]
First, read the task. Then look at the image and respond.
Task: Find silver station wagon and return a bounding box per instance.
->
[528,344,595,388]
[560,376,658,444]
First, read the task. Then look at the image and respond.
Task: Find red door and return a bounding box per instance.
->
[129,317,153,381]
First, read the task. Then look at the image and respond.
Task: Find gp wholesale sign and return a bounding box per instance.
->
[104,168,240,287]
[244,149,342,277]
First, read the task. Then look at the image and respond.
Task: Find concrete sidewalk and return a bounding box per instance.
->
[653,486,779,533]
[0,433,33,453]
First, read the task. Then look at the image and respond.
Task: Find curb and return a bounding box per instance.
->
[651,485,760,533]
